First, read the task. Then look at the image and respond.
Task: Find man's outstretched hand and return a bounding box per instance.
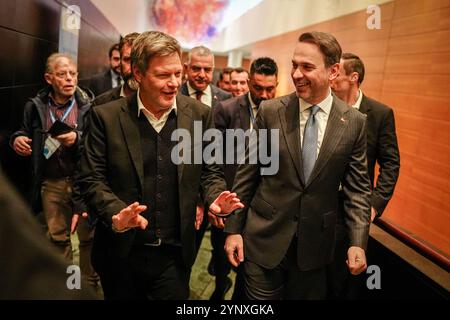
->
[112,202,148,232]
[209,191,244,218]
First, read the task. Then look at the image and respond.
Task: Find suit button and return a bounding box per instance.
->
[293,215,299,221]
[156,193,161,199]
[156,229,161,237]
[158,155,163,161]
[157,175,162,180]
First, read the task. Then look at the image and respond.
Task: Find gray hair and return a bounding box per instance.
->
[45,53,76,73]
[187,46,214,66]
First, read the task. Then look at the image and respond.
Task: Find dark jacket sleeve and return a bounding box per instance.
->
[77,107,127,225]
[341,114,372,250]
[9,100,35,147]
[372,108,400,216]
[223,104,264,235]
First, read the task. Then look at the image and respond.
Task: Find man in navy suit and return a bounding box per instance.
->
[329,52,400,299]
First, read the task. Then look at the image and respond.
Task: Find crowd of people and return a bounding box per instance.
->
[7,30,400,300]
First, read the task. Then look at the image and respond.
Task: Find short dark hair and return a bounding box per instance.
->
[298,31,342,68]
[108,43,120,58]
[341,52,365,85]
[250,57,278,77]
[231,67,249,79]
[119,33,140,55]
[219,67,233,81]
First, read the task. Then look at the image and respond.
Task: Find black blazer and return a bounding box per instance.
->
[78,93,227,268]
[214,94,252,188]
[359,94,400,216]
[92,85,122,107]
[180,82,232,110]
[224,93,372,271]
[87,70,114,96]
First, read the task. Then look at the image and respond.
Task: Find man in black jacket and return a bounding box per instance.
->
[10,53,97,287]
[329,52,400,298]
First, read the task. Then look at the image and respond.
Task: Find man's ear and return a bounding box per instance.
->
[351,72,359,83]
[329,63,340,81]
[44,73,52,85]
[133,66,142,84]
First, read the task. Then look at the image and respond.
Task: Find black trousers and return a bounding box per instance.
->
[98,244,190,300]
[243,237,327,300]
[210,226,232,291]
[326,222,364,299]
[129,244,190,300]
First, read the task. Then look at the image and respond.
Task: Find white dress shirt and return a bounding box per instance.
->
[111,70,122,88]
[352,89,363,110]
[137,89,177,133]
[299,90,333,158]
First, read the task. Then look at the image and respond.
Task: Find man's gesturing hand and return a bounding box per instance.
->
[112,202,148,232]
[209,191,244,218]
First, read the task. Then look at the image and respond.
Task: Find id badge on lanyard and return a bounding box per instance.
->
[43,99,75,158]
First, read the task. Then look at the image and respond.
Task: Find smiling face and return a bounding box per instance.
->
[291,42,339,105]
[44,57,78,102]
[230,71,249,97]
[134,52,182,114]
[184,53,214,91]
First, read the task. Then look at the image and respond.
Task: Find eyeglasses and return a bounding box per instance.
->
[52,71,78,79]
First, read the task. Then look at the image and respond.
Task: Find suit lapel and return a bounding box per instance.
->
[278,93,304,184]
[119,94,144,193]
[180,82,189,97]
[358,95,371,115]
[211,86,218,109]
[239,95,251,131]
[176,96,192,185]
[305,97,348,188]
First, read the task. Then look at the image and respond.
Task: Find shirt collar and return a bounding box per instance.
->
[48,91,75,108]
[248,92,258,110]
[120,84,126,98]
[187,81,211,99]
[136,88,177,118]
[299,89,333,115]
[352,89,363,110]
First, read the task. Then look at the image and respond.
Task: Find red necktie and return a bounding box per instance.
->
[195,90,203,101]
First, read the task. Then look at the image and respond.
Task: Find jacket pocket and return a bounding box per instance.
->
[250,195,275,220]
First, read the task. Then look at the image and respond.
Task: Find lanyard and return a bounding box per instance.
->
[49,98,75,124]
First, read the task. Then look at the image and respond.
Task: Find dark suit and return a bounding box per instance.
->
[214,94,252,188]
[224,92,372,299]
[78,93,226,299]
[180,82,232,252]
[92,85,122,107]
[180,82,232,111]
[328,94,400,299]
[87,70,118,97]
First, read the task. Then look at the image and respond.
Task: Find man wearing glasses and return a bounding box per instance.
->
[11,53,94,280]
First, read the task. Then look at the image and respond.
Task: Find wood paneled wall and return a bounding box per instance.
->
[0,0,120,198]
[248,0,450,256]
